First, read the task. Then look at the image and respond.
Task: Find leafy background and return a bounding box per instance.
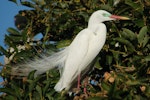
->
[0,0,150,100]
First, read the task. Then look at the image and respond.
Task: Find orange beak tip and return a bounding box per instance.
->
[120,17,130,20]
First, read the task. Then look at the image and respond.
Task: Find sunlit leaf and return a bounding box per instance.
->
[144,55,150,61]
[94,58,102,69]
[122,28,136,41]
[56,40,71,48]
[21,1,35,8]
[142,36,149,47]
[7,28,20,36]
[36,85,43,99]
[27,70,36,80]
[138,26,148,45]
[113,37,135,52]
[101,82,110,91]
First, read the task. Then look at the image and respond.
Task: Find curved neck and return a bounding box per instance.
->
[88,14,103,30]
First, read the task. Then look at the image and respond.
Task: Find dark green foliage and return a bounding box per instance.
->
[0,0,150,99]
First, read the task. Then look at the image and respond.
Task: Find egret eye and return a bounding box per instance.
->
[103,13,111,17]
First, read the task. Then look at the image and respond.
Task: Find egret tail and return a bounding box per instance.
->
[11,47,68,76]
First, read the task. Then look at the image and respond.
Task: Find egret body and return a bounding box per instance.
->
[54,10,129,92]
[11,10,129,92]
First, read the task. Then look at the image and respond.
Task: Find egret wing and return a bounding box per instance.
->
[63,28,92,82]
[54,28,93,91]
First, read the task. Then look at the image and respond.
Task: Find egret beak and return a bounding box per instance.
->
[110,15,130,20]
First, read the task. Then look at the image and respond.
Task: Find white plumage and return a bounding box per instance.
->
[11,10,129,92]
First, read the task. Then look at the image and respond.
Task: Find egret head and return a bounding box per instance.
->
[88,10,129,25]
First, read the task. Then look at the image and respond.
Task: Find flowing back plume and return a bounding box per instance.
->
[11,47,69,76]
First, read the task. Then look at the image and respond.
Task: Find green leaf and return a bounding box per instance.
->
[145,86,150,97]
[21,29,28,42]
[138,26,148,45]
[142,36,149,47]
[0,46,8,57]
[56,40,71,48]
[27,70,36,80]
[4,36,19,54]
[21,1,35,8]
[134,19,145,27]
[46,93,55,100]
[93,56,101,69]
[10,82,22,99]
[6,35,23,43]
[108,81,122,99]
[43,80,50,94]
[2,95,17,100]
[126,80,141,86]
[27,80,36,93]
[60,2,69,8]
[0,88,19,98]
[36,85,43,99]
[100,4,113,12]
[114,37,135,52]
[112,51,120,61]
[144,55,150,62]
[106,55,113,65]
[7,28,20,36]
[32,0,46,6]
[122,28,136,41]
[27,74,44,94]
[101,82,110,91]
[125,0,143,14]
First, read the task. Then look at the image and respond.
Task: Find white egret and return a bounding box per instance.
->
[11,10,129,92]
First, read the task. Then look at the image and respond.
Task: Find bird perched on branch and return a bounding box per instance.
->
[11,10,129,92]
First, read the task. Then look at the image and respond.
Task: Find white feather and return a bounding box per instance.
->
[11,47,68,76]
